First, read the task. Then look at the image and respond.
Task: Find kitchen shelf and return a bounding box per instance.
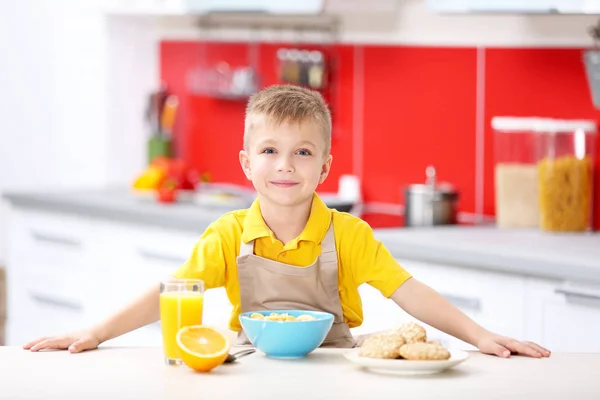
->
[194,12,340,34]
[191,89,256,101]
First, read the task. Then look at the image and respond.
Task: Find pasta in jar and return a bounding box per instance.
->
[537,155,593,232]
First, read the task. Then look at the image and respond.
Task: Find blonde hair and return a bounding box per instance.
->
[244,84,332,154]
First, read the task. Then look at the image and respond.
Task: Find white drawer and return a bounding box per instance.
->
[6,256,86,324]
[95,220,199,275]
[23,275,86,314]
[526,278,600,352]
[394,259,527,348]
[130,226,200,284]
[9,210,91,276]
[7,290,86,345]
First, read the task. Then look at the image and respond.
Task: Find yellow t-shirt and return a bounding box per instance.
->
[173,193,412,331]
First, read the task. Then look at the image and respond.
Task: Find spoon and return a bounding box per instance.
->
[225,348,256,363]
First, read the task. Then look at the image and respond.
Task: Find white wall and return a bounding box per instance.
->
[104,16,160,187]
[0,1,105,263]
[0,2,160,263]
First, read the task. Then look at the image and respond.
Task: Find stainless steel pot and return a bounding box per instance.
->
[404,166,459,227]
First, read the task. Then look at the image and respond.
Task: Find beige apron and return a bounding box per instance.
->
[236,221,357,348]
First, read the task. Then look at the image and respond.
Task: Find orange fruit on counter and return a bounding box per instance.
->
[176,326,231,372]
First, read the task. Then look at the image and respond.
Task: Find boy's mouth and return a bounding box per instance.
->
[269,180,299,188]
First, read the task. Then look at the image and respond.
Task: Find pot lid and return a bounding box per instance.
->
[406,166,459,195]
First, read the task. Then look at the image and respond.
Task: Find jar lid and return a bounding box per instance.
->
[406,183,458,197]
[491,117,597,134]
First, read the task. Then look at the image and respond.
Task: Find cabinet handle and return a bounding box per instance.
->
[30,293,82,312]
[31,231,81,249]
[138,249,186,265]
[555,288,600,307]
[442,293,481,311]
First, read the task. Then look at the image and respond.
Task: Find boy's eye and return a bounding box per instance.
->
[296,149,312,156]
[262,148,276,154]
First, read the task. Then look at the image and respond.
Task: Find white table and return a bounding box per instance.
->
[1,346,599,399]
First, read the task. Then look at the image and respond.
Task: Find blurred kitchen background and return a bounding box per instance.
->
[1,0,600,351]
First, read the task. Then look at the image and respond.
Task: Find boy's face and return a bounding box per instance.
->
[239,116,332,208]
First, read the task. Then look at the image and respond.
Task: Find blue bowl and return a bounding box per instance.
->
[239,310,334,359]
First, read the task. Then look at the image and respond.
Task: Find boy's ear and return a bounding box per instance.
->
[319,154,333,184]
[239,150,252,180]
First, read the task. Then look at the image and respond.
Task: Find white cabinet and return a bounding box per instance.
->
[5,208,232,348]
[6,209,91,344]
[101,0,195,15]
[357,259,600,353]
[101,0,324,15]
[427,0,470,12]
[526,278,600,352]
[428,0,600,13]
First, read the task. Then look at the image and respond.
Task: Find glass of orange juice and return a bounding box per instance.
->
[159,279,204,365]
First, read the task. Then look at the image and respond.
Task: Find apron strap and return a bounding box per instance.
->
[239,239,255,257]
[319,223,337,264]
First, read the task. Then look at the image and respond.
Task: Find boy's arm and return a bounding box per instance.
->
[390,277,550,358]
[93,278,172,343]
[24,277,175,353]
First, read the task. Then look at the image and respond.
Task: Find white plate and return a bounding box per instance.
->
[344,348,469,376]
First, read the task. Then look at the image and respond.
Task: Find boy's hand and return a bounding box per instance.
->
[23,330,101,354]
[477,333,551,358]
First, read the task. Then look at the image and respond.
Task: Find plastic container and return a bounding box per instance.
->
[492,117,597,232]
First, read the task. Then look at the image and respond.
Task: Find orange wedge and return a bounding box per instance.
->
[176,326,231,372]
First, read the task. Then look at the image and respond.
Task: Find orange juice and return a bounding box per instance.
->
[160,291,204,361]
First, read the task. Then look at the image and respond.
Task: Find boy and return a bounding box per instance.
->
[25,85,549,358]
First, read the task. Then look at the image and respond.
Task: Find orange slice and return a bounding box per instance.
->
[176,326,231,372]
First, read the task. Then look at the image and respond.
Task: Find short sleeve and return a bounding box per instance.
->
[341,218,412,297]
[172,222,228,289]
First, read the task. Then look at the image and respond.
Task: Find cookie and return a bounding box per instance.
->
[398,342,451,360]
[358,333,406,359]
[397,322,427,344]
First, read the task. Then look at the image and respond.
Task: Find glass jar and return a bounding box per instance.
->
[492,117,541,228]
[535,119,596,232]
[492,117,597,232]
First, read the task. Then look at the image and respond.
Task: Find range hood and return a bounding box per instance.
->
[185,0,324,14]
[585,20,600,109]
[103,0,325,16]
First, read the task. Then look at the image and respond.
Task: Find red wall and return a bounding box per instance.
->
[160,41,600,230]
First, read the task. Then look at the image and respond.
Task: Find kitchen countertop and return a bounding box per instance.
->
[376,226,600,283]
[1,346,599,400]
[2,188,354,233]
[2,188,230,232]
[3,188,600,283]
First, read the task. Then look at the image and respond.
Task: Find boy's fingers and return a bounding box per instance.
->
[68,338,91,353]
[523,341,551,357]
[503,340,542,358]
[29,339,54,352]
[30,337,72,352]
[490,343,511,358]
[23,337,49,350]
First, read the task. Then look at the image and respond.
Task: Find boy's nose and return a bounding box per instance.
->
[276,156,295,173]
